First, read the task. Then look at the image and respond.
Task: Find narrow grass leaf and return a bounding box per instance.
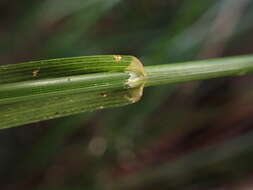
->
[0,55,145,129]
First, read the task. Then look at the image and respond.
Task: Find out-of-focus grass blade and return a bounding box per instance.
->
[105,130,253,189]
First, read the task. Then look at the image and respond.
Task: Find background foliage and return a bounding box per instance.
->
[1,0,253,189]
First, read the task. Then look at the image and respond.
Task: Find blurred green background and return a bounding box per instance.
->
[1,0,253,189]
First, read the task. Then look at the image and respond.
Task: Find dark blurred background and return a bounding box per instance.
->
[1,0,253,189]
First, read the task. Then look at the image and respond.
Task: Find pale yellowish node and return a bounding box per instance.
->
[125,56,146,103]
[126,57,146,77]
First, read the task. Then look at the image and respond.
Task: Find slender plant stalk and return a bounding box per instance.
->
[144,55,253,87]
[1,54,253,129]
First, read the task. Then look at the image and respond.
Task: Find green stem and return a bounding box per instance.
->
[144,55,253,87]
[1,54,253,129]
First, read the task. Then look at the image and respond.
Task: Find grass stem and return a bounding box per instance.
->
[144,55,253,87]
[1,54,253,128]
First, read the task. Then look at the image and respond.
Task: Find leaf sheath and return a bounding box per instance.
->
[0,55,145,129]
